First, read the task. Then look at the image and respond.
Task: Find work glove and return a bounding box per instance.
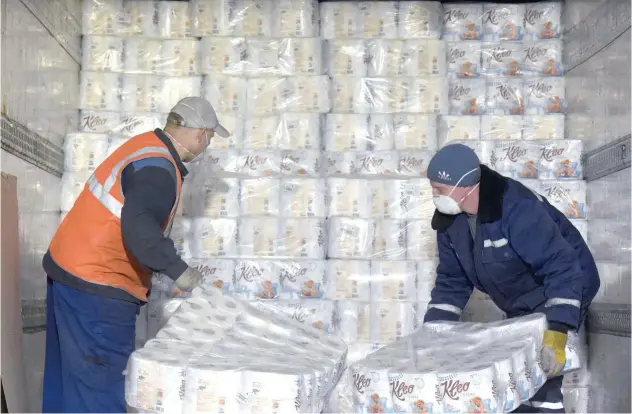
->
[171,267,204,296]
[540,329,568,377]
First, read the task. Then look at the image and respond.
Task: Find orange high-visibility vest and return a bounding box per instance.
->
[49,131,183,301]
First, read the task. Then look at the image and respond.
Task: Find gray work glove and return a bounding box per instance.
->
[172,267,204,295]
[540,329,568,377]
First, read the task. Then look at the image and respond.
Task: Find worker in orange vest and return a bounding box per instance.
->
[41,97,229,413]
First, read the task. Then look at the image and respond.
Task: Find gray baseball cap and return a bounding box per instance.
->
[168,96,229,138]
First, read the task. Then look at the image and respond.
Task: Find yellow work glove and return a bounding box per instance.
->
[540,329,567,377]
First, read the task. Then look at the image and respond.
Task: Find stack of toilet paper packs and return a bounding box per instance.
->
[125,283,348,413]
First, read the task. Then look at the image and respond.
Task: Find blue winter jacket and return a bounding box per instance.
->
[424,165,600,331]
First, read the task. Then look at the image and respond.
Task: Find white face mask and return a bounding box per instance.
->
[170,131,210,164]
[432,168,480,215]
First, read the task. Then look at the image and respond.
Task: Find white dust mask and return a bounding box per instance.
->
[433,168,480,215]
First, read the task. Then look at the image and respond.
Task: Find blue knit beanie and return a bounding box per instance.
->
[427,144,481,187]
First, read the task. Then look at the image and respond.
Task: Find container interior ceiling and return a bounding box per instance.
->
[1,0,630,413]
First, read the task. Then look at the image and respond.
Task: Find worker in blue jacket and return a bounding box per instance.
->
[423,144,600,413]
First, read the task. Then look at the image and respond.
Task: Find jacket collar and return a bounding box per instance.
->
[431,165,507,231]
[154,128,189,178]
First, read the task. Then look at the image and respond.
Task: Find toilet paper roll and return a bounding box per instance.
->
[449,78,486,115]
[539,181,586,219]
[278,260,327,300]
[244,38,284,76]
[237,150,281,176]
[120,75,161,113]
[191,0,237,36]
[371,302,416,344]
[368,77,410,113]
[82,35,124,72]
[285,76,331,113]
[368,40,406,77]
[83,0,123,35]
[486,78,525,116]
[522,114,564,140]
[399,1,443,38]
[200,37,246,75]
[204,76,247,117]
[191,218,238,258]
[331,77,367,113]
[284,38,324,75]
[326,40,367,76]
[522,40,564,76]
[183,363,243,414]
[325,114,370,152]
[359,1,398,39]
[394,114,438,151]
[327,178,371,218]
[370,260,417,301]
[354,151,400,176]
[368,114,395,151]
[238,218,280,258]
[481,42,523,77]
[373,220,407,260]
[280,150,322,176]
[80,71,121,111]
[524,77,566,115]
[406,39,447,76]
[190,258,236,294]
[447,42,482,78]
[480,115,523,140]
[242,116,281,149]
[443,3,484,41]
[406,220,438,260]
[158,1,192,38]
[411,77,449,114]
[146,298,186,340]
[239,178,280,216]
[121,0,159,37]
[242,367,308,413]
[505,344,536,403]
[273,0,319,37]
[398,151,433,177]
[337,301,371,342]
[246,77,285,116]
[538,140,583,180]
[403,179,434,220]
[188,178,240,218]
[438,115,481,145]
[160,77,203,113]
[487,140,541,179]
[325,260,371,301]
[171,218,193,259]
[321,2,362,39]
[389,371,441,413]
[325,151,358,176]
[369,179,407,219]
[279,218,327,259]
[417,259,438,301]
[328,218,375,259]
[438,363,501,413]
[483,3,526,41]
[63,133,109,172]
[234,0,273,37]
[122,38,162,74]
[60,171,92,212]
[233,259,280,299]
[280,178,326,218]
[203,150,241,175]
[278,113,321,150]
[160,40,200,76]
[210,113,242,149]
[79,111,121,133]
[524,2,562,40]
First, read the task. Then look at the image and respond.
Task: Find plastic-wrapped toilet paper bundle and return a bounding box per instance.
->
[79,111,121,133]
[482,41,523,77]
[277,260,327,299]
[483,3,525,41]
[562,387,589,413]
[447,41,482,79]
[480,115,523,141]
[246,77,285,116]
[189,258,236,294]
[486,77,525,115]
[398,151,433,177]
[182,361,244,413]
[243,366,311,413]
[191,0,237,36]
[372,220,407,260]
[438,115,481,145]
[234,0,273,37]
[399,1,443,39]
[369,179,407,219]
[416,259,438,301]
[146,296,187,340]
[82,36,124,72]
[406,220,438,260]
[121,0,160,37]
[522,40,564,76]
[394,114,439,151]
[524,2,562,40]
[524,77,566,115]
[280,178,327,218]
[120,75,162,113]
[369,78,410,113]
[331,77,366,113]
[404,179,434,220]
[328,218,375,259]
[243,116,281,149]
[321,2,362,39]
[278,113,321,150]
[171,218,193,259]
[82,0,123,35]
[158,1,192,38]
[273,0,319,37]
[80,72,121,111]
[63,133,109,172]
[281,150,323,176]
[406,39,446,76]
[233,259,281,299]
[326,152,357,175]
[325,260,371,300]
[326,40,367,76]
[191,218,238,258]
[244,38,284,76]
[199,37,246,75]
[159,40,200,76]
[351,367,394,413]
[337,301,372,342]
[538,140,584,180]
[285,76,331,113]
[208,113,241,149]
[284,38,324,76]
[538,181,586,219]
[353,151,400,177]
[449,78,486,115]
[114,113,167,137]
[443,3,483,41]
[327,178,371,218]
[368,40,406,77]
[238,217,280,258]
[371,302,416,344]
[359,1,398,39]
[60,170,92,212]
[187,178,240,218]
[279,218,327,259]
[325,114,370,152]
[487,140,541,179]
[370,260,417,302]
[367,114,395,150]
[523,114,565,140]
[160,77,204,113]
[239,178,280,216]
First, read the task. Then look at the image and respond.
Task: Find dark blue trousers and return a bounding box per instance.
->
[42,278,138,413]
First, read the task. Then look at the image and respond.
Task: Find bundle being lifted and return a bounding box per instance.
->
[125,283,347,414]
